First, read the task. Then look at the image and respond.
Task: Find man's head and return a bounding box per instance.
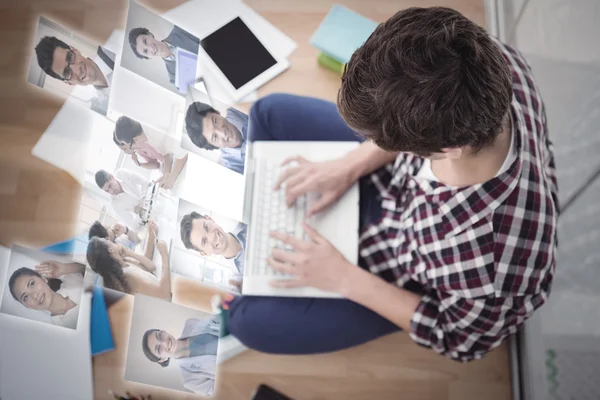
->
[338,7,512,159]
[95,170,122,195]
[128,27,171,59]
[114,116,146,149]
[88,220,115,241]
[185,102,243,150]
[180,212,231,256]
[35,36,104,86]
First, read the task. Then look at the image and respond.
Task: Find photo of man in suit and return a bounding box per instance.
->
[128,25,200,88]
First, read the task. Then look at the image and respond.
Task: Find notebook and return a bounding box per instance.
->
[309,4,378,64]
[90,285,115,356]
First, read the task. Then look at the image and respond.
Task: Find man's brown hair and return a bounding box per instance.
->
[338,7,512,156]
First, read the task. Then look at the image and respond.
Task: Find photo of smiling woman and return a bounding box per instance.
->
[0,246,86,330]
[86,237,172,301]
[142,315,219,396]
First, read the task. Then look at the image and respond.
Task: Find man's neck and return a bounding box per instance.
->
[162,40,174,59]
[94,70,108,88]
[174,338,190,359]
[223,233,242,259]
[431,121,513,187]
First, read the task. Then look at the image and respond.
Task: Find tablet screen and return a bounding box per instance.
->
[200,17,278,90]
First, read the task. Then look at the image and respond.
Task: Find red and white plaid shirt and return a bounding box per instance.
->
[359,38,559,362]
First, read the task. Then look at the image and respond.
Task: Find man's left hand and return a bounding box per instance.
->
[267,222,353,294]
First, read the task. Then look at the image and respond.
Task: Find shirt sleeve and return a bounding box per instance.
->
[409,290,548,362]
[220,151,244,174]
[183,375,214,396]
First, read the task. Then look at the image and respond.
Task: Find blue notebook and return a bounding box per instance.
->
[90,285,115,355]
[309,4,378,64]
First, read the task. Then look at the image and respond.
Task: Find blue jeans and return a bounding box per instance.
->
[228,94,401,354]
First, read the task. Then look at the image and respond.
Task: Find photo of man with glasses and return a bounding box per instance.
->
[34,35,115,115]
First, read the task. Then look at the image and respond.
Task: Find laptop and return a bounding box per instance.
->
[241,140,360,298]
[192,77,360,298]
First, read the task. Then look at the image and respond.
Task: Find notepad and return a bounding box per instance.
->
[90,285,115,356]
[309,4,378,64]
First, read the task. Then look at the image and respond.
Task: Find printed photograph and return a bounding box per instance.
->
[175,199,247,293]
[125,294,221,396]
[29,16,114,116]
[123,0,200,96]
[181,86,248,175]
[73,118,185,300]
[91,283,245,399]
[0,245,86,330]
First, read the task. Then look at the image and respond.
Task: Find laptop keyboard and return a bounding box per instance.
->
[248,160,309,277]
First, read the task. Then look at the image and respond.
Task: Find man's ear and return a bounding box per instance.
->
[441,147,464,160]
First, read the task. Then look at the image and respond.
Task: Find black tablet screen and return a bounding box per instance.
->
[200,17,277,90]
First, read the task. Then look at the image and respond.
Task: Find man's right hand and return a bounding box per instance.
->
[275,156,356,217]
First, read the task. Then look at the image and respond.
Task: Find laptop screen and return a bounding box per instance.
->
[199,17,277,89]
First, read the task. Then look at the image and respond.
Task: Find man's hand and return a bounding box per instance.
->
[275,156,355,217]
[267,222,353,293]
[112,223,127,237]
[35,261,67,278]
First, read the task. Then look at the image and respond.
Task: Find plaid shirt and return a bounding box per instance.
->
[359,38,559,362]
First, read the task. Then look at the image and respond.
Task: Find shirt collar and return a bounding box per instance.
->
[94,49,113,88]
[433,100,526,237]
[225,108,248,143]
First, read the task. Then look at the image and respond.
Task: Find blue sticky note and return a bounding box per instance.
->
[309,4,378,64]
[90,285,115,356]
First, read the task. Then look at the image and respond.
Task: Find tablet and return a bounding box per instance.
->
[197,16,289,102]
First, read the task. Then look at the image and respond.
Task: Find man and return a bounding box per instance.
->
[95,169,150,232]
[180,212,246,277]
[88,220,157,261]
[114,115,188,189]
[185,102,248,174]
[35,36,115,115]
[128,26,199,87]
[221,7,559,362]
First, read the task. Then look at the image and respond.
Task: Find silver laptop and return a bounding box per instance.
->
[241,140,360,298]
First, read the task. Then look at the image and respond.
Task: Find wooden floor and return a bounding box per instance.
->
[0,0,512,399]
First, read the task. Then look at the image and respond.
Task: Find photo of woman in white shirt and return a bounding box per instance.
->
[7,260,85,329]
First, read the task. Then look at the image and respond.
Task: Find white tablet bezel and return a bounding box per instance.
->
[195,15,290,102]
